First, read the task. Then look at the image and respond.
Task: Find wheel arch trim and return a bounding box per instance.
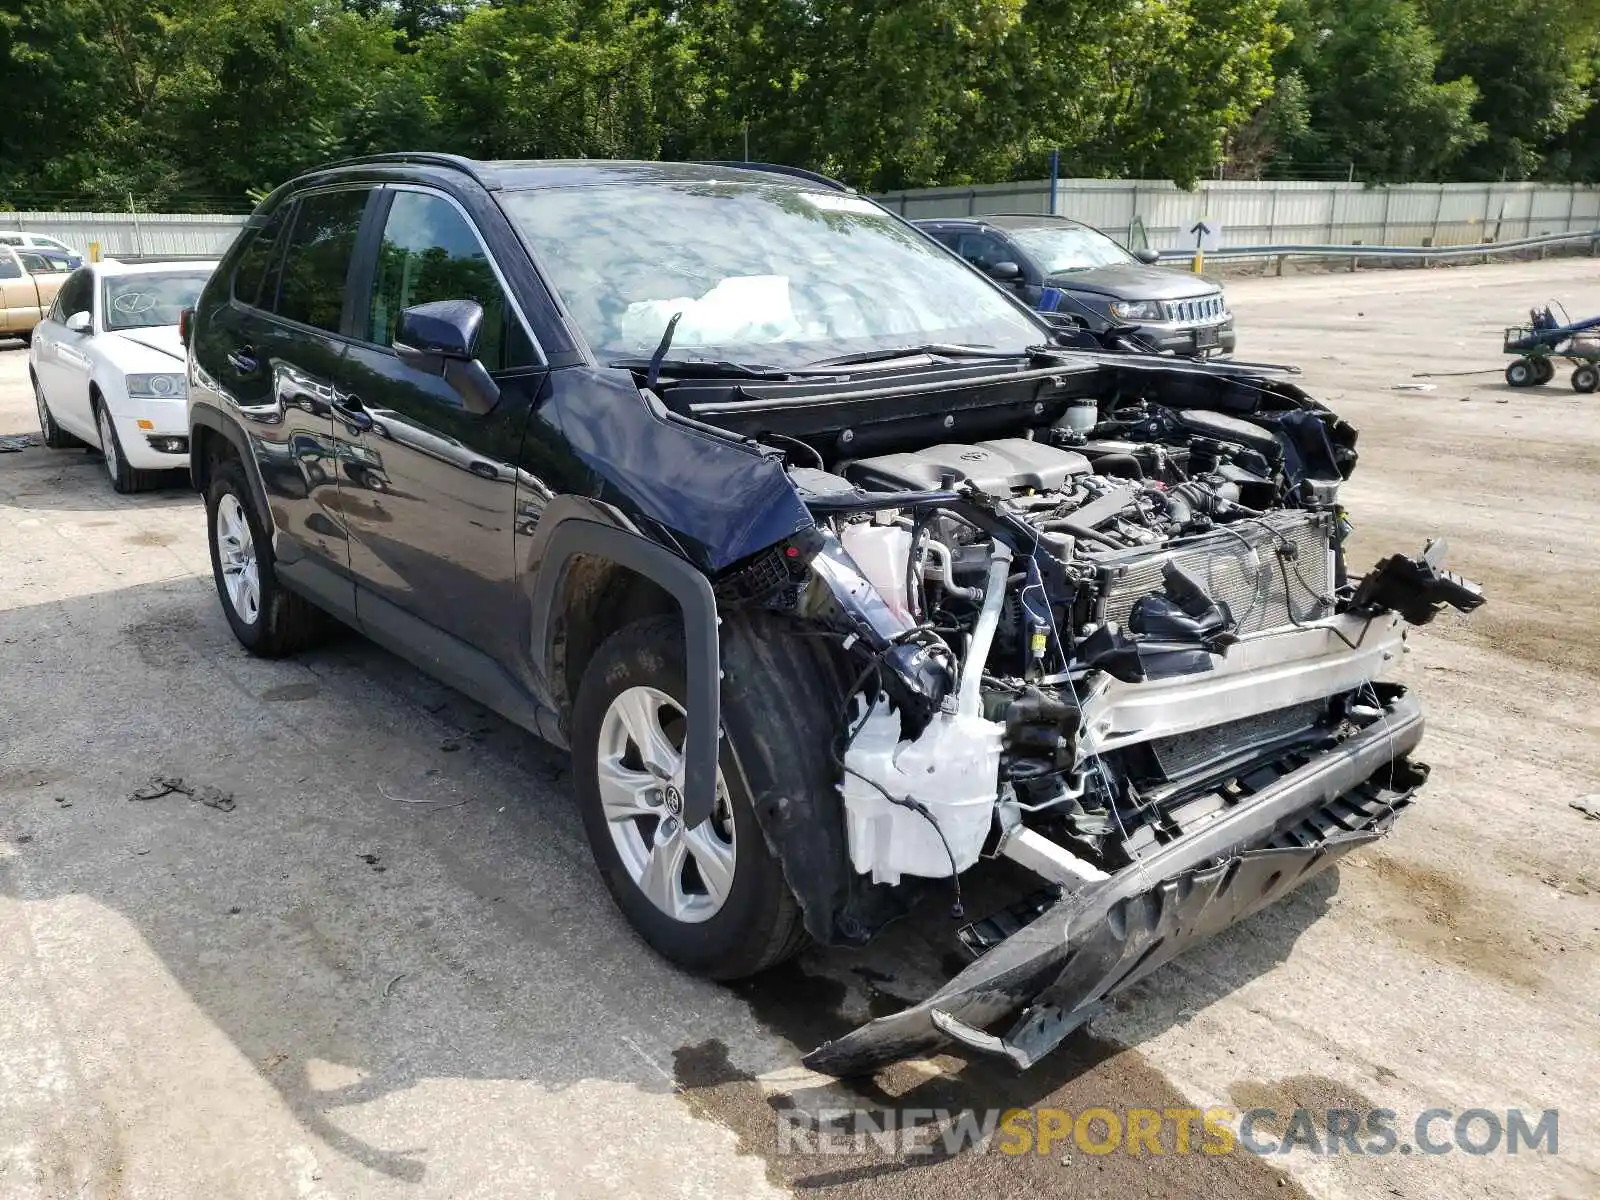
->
[528,517,721,829]
[188,401,277,548]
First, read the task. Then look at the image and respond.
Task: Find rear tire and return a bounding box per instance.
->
[571,615,809,980]
[96,397,159,493]
[205,458,326,656]
[1505,358,1536,387]
[1573,364,1599,394]
[33,373,80,449]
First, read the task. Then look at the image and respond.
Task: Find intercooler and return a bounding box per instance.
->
[1093,510,1336,637]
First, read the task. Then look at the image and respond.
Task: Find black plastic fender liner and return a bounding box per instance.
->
[527,517,722,829]
[802,689,1426,1077]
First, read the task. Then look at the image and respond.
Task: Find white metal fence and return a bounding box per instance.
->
[0,211,245,259]
[871,179,1600,251]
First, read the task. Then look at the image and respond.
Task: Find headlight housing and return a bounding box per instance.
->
[1108,299,1164,322]
[125,372,186,398]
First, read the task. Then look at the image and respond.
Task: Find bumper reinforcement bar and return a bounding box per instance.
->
[802,689,1426,1076]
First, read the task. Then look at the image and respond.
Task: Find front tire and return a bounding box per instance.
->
[33,373,80,449]
[205,458,325,656]
[96,398,158,493]
[572,615,808,979]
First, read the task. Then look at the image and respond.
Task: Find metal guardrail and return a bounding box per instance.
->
[1156,228,1600,269]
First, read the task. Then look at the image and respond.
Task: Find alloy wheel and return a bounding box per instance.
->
[98,407,120,482]
[215,493,261,625]
[596,685,736,923]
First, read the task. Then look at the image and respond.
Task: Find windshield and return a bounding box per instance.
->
[101,271,210,331]
[1007,224,1136,275]
[500,181,1042,369]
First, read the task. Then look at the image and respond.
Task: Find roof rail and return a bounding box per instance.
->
[308,152,499,190]
[694,161,853,193]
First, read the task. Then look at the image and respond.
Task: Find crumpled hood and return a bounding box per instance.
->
[1046,264,1221,302]
[109,326,185,361]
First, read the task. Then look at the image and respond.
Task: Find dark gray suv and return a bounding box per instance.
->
[916,214,1236,357]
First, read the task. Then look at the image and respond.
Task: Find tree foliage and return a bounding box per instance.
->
[0,0,1597,209]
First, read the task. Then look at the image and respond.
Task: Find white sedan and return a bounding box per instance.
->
[30,260,217,492]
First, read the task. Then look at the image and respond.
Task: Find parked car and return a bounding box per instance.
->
[30,259,217,491]
[0,231,85,269]
[186,155,1480,1077]
[0,245,71,345]
[915,214,1236,357]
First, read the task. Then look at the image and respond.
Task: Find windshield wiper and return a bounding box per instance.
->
[611,356,792,382]
[612,310,790,384]
[802,343,1039,369]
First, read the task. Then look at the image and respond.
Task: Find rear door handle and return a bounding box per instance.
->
[330,392,373,432]
[227,347,258,374]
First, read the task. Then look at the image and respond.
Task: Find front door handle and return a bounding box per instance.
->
[330,392,374,432]
[227,347,258,374]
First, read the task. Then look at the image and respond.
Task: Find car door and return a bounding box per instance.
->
[0,249,30,335]
[337,185,548,665]
[201,187,377,612]
[33,267,97,437]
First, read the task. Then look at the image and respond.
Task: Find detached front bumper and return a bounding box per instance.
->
[803,687,1425,1077]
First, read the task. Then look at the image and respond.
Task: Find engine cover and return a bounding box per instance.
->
[847,438,1092,496]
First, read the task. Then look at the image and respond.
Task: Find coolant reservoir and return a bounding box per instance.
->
[840,701,1004,887]
[840,523,915,624]
[1060,397,1099,436]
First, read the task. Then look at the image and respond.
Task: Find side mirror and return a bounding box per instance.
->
[1133,247,1161,265]
[178,307,194,348]
[394,299,500,415]
[985,260,1022,282]
[66,311,92,334]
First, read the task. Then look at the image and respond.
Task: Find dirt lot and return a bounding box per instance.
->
[1,259,1597,1200]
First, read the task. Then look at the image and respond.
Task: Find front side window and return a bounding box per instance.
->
[1006,224,1135,275]
[0,254,19,281]
[500,181,1042,370]
[102,271,211,331]
[367,190,533,372]
[273,189,370,332]
[57,268,94,318]
[953,232,1015,270]
[17,250,55,275]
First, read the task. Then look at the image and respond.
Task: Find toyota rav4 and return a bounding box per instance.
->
[185,155,1482,1076]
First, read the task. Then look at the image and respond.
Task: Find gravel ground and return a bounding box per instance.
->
[1,258,1596,1200]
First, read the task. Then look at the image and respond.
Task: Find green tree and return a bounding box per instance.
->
[1422,0,1599,180]
[1268,0,1485,181]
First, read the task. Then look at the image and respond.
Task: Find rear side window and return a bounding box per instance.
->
[232,205,289,308]
[273,189,370,333]
[0,255,18,280]
[366,190,535,372]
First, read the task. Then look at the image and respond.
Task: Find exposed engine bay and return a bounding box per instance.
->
[677,351,1485,1074]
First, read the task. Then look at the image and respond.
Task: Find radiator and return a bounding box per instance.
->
[1095,510,1336,637]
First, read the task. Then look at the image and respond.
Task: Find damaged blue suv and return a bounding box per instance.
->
[185,155,1481,1077]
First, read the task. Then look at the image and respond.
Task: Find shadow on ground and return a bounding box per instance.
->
[0,577,1329,1198]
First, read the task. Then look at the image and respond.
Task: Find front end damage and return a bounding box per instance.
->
[670,351,1484,1076]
